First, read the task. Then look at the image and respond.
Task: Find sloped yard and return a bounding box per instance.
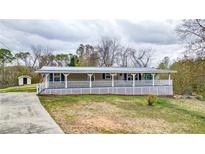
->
[0,84,36,92]
[39,95,205,134]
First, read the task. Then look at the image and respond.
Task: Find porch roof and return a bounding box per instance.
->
[35,66,177,74]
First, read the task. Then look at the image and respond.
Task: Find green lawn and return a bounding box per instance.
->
[0,84,36,92]
[39,95,205,134]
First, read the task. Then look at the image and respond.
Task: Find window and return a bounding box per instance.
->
[105,73,111,79]
[127,74,133,80]
[91,75,95,81]
[54,73,61,81]
[135,74,139,80]
[102,73,111,79]
[143,73,152,80]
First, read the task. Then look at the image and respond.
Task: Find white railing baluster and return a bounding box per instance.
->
[38,85,173,96]
[46,79,172,89]
[38,79,173,96]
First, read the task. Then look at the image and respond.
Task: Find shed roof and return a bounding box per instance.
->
[18,75,31,79]
[35,66,177,74]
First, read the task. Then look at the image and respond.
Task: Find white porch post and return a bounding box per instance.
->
[45,73,49,88]
[53,73,54,83]
[131,74,136,87]
[152,73,155,86]
[111,73,116,87]
[168,73,171,85]
[64,74,69,88]
[88,73,93,88]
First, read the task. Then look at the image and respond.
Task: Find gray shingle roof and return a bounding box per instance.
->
[35,66,177,74]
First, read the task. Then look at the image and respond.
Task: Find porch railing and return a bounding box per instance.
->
[41,86,173,96]
[36,82,46,94]
[135,80,172,86]
[49,81,65,88]
[46,79,172,89]
[93,80,112,87]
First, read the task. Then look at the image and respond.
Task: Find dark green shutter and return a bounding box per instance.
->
[102,73,105,79]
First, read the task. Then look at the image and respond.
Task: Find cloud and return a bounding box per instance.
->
[0,19,184,66]
[0,20,90,42]
[116,20,178,45]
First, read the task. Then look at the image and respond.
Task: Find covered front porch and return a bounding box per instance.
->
[35,66,176,95]
[40,72,172,87]
[36,72,174,96]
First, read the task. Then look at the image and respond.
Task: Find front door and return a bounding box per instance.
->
[23,78,27,84]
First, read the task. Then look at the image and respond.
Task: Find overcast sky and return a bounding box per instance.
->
[0,19,184,66]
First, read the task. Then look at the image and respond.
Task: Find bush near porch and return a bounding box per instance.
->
[39,95,205,134]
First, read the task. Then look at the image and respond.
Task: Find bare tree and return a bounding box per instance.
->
[95,37,153,67]
[76,44,99,66]
[116,47,131,67]
[176,19,205,57]
[29,45,56,69]
[30,45,42,69]
[97,37,122,67]
[130,48,152,67]
[38,50,56,68]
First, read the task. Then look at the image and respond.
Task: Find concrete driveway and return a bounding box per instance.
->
[0,93,64,134]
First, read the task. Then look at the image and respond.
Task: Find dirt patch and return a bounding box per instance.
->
[121,118,172,133]
[66,117,123,133]
[49,101,125,133]
[61,116,173,134]
[48,101,173,133]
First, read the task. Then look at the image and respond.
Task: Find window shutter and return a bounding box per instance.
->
[139,73,142,80]
[49,73,53,81]
[102,73,105,79]
[124,73,127,80]
[61,73,65,81]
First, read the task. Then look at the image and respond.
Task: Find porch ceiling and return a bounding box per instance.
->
[35,66,177,74]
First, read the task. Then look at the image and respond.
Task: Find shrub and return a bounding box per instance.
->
[182,86,193,95]
[196,95,203,101]
[195,93,205,101]
[202,93,205,101]
[186,95,193,99]
[147,95,157,106]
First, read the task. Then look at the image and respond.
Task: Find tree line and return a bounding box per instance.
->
[0,37,153,87]
[158,19,205,97]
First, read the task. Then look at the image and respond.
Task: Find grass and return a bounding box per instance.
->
[0,84,36,92]
[39,95,205,134]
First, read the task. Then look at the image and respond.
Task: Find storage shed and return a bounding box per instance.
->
[18,75,31,86]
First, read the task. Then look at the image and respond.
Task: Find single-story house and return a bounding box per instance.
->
[35,66,177,95]
[18,75,31,86]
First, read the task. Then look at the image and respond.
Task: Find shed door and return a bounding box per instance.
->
[23,78,27,84]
